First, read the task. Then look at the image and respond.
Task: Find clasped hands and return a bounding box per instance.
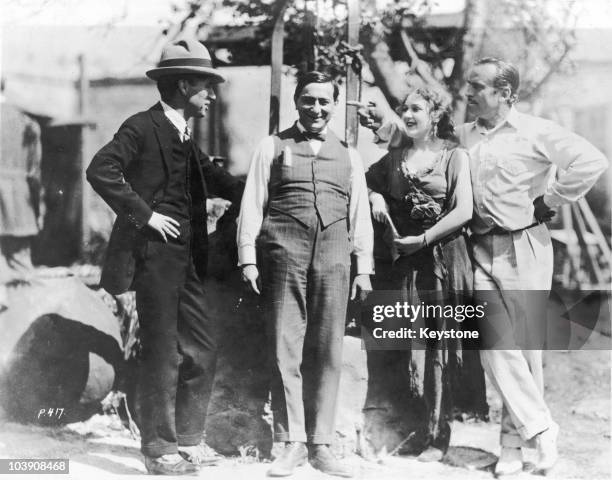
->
[241,264,371,301]
[393,235,426,256]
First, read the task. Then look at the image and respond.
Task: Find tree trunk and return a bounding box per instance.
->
[269,0,291,135]
[451,0,489,122]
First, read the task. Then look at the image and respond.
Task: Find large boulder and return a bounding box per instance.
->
[0,276,123,424]
[334,335,369,456]
[202,267,272,457]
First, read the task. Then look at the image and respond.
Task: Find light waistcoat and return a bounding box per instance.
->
[268,124,351,228]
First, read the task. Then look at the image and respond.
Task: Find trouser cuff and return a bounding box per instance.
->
[141,442,178,458]
[177,433,203,446]
[274,432,307,443]
[519,419,550,443]
[502,420,549,448]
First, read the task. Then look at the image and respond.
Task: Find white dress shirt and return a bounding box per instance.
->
[160,101,190,141]
[237,122,374,274]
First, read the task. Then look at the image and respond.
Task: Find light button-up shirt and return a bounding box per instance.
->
[457,108,608,234]
[160,101,191,141]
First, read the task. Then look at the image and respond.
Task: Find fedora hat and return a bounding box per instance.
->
[146,38,226,83]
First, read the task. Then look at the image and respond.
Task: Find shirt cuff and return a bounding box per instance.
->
[374,126,390,144]
[238,245,257,267]
[355,255,375,275]
[542,192,565,209]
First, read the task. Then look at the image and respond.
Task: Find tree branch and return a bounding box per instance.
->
[399,29,449,98]
[522,40,573,101]
[361,36,409,109]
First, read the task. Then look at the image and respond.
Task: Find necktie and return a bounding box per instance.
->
[183,125,191,143]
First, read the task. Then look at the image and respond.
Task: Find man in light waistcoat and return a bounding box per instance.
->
[237,71,373,478]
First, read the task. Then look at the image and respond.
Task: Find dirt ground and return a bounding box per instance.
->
[0,336,609,480]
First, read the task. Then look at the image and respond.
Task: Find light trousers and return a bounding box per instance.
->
[472,224,555,447]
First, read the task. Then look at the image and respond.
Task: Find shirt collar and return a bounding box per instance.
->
[505,107,522,129]
[160,100,189,139]
[296,121,328,137]
[473,107,521,136]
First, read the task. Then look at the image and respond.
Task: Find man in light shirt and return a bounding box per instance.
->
[461,57,606,476]
[237,71,373,478]
[359,57,607,476]
[87,38,243,475]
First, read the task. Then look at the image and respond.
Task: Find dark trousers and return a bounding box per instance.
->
[133,232,216,457]
[258,209,350,444]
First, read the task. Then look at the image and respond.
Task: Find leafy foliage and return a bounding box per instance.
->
[163,0,578,103]
[477,0,577,100]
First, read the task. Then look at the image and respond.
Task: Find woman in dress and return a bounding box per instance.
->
[366,87,473,461]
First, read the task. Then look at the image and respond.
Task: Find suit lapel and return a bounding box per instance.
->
[189,143,207,196]
[150,103,173,177]
[149,102,207,196]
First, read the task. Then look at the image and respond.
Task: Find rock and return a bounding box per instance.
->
[181,264,272,457]
[444,446,497,470]
[334,336,369,457]
[0,277,123,424]
[360,349,427,456]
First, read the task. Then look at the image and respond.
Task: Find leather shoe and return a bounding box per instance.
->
[267,442,308,477]
[144,453,198,475]
[494,447,523,477]
[179,440,222,466]
[534,422,559,475]
[308,445,353,478]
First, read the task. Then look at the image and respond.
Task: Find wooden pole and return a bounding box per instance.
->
[269,1,290,135]
[560,204,579,288]
[77,54,90,257]
[78,55,88,117]
[571,203,605,288]
[578,197,612,259]
[304,3,316,71]
[345,0,360,147]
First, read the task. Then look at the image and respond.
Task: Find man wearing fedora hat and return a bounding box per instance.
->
[87,38,243,475]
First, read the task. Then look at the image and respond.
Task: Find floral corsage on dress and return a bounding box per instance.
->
[382,163,445,261]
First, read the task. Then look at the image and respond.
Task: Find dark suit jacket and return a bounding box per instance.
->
[86,103,243,294]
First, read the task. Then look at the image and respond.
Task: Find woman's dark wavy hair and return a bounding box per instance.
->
[398,87,457,143]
